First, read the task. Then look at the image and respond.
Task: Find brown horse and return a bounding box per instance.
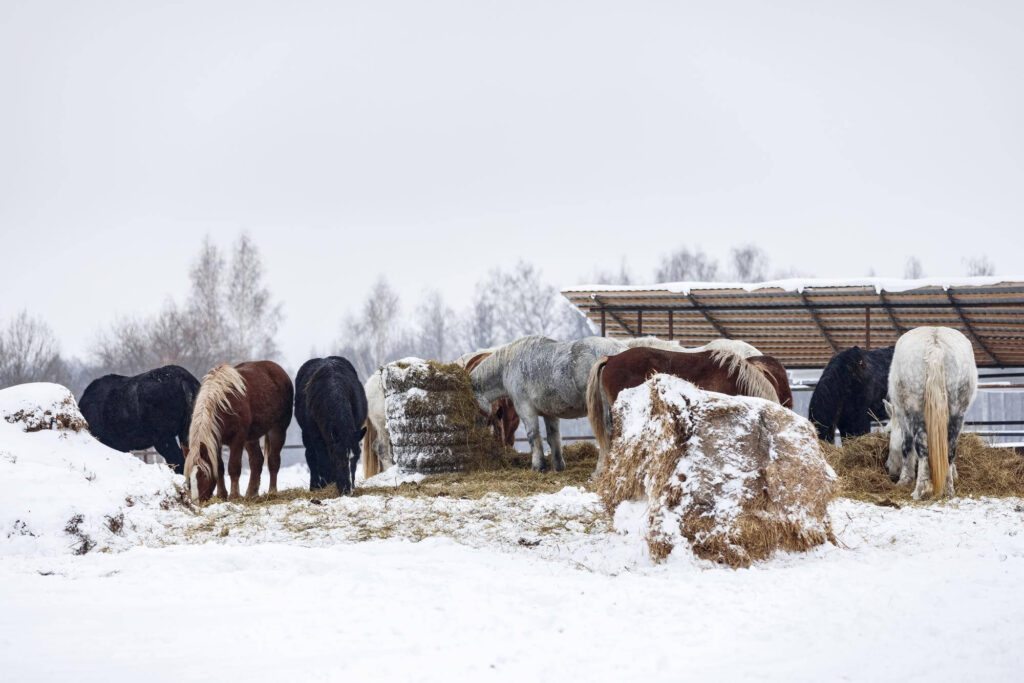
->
[184,360,294,502]
[586,347,785,478]
[464,352,520,447]
[746,355,793,409]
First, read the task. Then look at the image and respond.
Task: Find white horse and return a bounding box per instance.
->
[470,336,624,471]
[361,370,390,478]
[625,336,762,358]
[884,327,977,500]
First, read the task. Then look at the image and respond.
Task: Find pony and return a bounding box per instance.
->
[463,352,520,447]
[884,327,977,500]
[361,370,389,479]
[183,360,294,502]
[469,336,626,471]
[585,347,784,478]
[295,356,367,495]
[808,346,894,443]
[78,365,200,473]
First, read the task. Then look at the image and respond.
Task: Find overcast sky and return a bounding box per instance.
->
[2,0,1022,369]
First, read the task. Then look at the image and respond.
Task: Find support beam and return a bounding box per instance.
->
[799,292,839,354]
[865,307,871,350]
[600,308,606,337]
[946,290,998,365]
[668,310,674,340]
[686,293,729,338]
[592,295,633,336]
[878,291,904,336]
[637,310,643,337]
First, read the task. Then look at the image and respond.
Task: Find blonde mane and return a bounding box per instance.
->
[709,349,780,403]
[184,363,247,480]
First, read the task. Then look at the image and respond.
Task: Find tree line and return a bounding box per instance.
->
[0,235,999,395]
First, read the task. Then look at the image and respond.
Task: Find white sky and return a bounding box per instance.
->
[2,1,1022,369]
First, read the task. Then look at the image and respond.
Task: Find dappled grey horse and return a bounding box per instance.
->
[469,335,626,471]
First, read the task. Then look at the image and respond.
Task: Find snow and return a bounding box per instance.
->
[2,383,1024,680]
[563,274,1024,295]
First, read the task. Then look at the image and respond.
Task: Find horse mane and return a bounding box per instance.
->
[708,349,779,403]
[185,363,247,479]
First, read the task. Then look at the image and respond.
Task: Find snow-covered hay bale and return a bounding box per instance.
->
[381,358,502,472]
[0,383,185,557]
[597,374,835,568]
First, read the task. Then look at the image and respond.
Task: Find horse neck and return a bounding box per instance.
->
[472,349,509,402]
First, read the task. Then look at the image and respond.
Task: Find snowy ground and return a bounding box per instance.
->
[3,385,1024,681]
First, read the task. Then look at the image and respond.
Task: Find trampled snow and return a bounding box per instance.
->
[2,383,1024,681]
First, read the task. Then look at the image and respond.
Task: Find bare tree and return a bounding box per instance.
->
[461,285,500,352]
[226,233,283,360]
[335,277,416,377]
[0,311,70,389]
[730,244,770,282]
[413,290,455,361]
[964,256,995,276]
[655,247,720,282]
[904,257,924,279]
[589,257,634,285]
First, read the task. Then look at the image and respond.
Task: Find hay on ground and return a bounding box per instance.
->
[822,431,1024,502]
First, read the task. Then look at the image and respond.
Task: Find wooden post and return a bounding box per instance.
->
[637,310,643,337]
[668,310,674,340]
[865,307,871,349]
[601,308,607,337]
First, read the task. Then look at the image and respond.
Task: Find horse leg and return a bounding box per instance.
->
[947,413,965,495]
[227,442,243,499]
[216,449,228,499]
[244,440,264,498]
[520,410,546,472]
[266,427,285,495]
[896,430,917,487]
[154,437,185,473]
[545,417,564,472]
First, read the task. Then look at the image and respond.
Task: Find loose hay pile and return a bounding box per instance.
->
[823,431,1024,501]
[382,358,506,472]
[597,374,835,568]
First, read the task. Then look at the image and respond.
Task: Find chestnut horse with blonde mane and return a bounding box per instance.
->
[184,360,293,502]
[586,347,788,478]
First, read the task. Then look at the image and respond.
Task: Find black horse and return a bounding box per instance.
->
[78,365,201,472]
[295,356,368,495]
[809,346,895,443]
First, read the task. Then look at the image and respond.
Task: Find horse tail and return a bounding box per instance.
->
[363,418,380,479]
[710,350,779,403]
[586,357,611,454]
[924,342,950,496]
[179,377,198,445]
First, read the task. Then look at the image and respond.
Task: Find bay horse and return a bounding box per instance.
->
[184,360,293,502]
[463,352,520,448]
[295,356,367,495]
[586,347,784,478]
[809,346,894,443]
[78,365,200,473]
[884,327,977,500]
[469,335,625,471]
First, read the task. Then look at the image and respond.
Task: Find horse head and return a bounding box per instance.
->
[185,443,217,502]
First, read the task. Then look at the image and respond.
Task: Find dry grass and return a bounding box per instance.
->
[822,431,1024,503]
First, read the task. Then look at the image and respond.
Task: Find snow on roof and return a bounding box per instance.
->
[561,275,1024,295]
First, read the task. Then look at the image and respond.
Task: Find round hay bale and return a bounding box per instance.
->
[596,374,835,568]
[381,358,503,473]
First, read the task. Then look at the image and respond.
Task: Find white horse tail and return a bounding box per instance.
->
[924,343,950,496]
[586,357,611,454]
[709,350,779,403]
[362,418,380,479]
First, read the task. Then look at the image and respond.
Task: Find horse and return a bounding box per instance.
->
[463,352,520,447]
[809,346,894,443]
[585,346,784,478]
[624,336,763,358]
[183,360,294,502]
[746,355,794,409]
[295,357,367,495]
[884,327,977,500]
[469,336,626,471]
[78,365,200,473]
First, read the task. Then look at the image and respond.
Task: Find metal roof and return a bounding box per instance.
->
[561,277,1024,368]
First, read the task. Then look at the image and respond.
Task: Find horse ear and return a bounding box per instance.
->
[883,399,893,418]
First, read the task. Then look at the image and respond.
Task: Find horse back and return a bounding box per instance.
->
[602,347,732,403]
[233,360,294,441]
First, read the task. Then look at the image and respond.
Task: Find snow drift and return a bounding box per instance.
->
[598,374,835,567]
[0,383,185,557]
